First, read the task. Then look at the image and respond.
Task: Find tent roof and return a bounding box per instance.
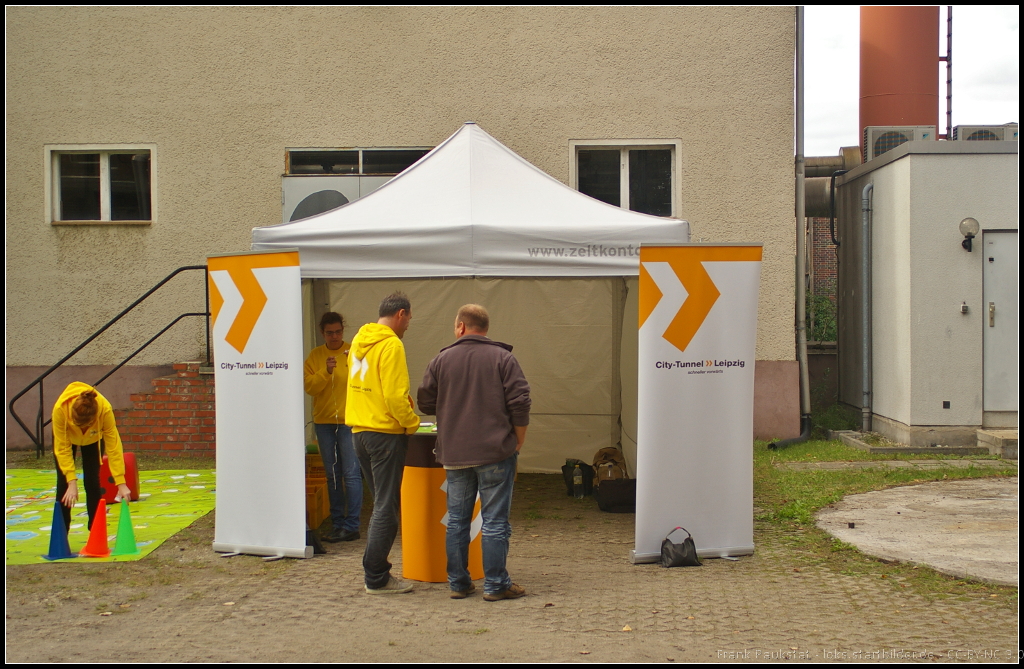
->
[251,123,689,278]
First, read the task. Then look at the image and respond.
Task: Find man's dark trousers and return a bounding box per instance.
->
[353,431,408,590]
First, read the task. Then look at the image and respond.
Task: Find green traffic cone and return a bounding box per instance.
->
[111,498,139,556]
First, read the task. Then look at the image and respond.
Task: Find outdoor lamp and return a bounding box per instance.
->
[959,217,980,252]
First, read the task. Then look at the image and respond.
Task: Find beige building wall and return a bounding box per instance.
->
[6,7,798,441]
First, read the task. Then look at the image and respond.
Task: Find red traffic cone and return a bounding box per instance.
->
[79,499,111,558]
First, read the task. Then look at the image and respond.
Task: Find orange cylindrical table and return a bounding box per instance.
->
[401,431,483,583]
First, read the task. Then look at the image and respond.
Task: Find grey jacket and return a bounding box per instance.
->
[417,334,531,467]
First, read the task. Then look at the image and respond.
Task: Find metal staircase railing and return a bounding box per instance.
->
[8,265,211,458]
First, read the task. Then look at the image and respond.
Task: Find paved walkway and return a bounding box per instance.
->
[5,468,1018,662]
[6,502,1019,663]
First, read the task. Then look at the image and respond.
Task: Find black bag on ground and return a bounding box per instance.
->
[560,460,595,497]
[593,478,636,513]
[660,527,701,567]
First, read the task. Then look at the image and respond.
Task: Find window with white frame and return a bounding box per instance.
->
[569,140,681,218]
[285,148,432,175]
[282,147,433,222]
[47,145,154,223]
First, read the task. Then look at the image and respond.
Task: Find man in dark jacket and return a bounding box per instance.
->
[417,304,531,601]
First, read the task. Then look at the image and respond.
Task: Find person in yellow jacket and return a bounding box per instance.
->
[52,382,132,532]
[303,311,361,543]
[346,292,420,595]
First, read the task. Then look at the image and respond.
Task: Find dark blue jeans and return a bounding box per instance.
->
[445,452,518,595]
[353,431,408,589]
[314,423,361,533]
[54,441,103,532]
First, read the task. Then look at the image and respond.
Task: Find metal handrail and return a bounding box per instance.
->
[8,265,210,457]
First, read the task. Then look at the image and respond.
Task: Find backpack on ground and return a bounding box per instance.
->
[592,446,628,485]
[591,446,635,513]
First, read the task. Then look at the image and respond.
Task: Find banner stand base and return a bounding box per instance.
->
[213,542,313,559]
[631,545,754,564]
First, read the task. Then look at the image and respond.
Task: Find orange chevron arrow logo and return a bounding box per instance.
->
[638,262,663,328]
[640,246,762,353]
[207,251,300,354]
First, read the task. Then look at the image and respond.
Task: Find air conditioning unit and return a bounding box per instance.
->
[952,124,1019,142]
[862,126,936,161]
[281,175,393,223]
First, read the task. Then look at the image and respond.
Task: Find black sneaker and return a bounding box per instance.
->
[338,529,360,542]
[323,528,346,543]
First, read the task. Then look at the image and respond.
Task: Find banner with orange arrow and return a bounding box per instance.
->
[633,244,762,563]
[207,250,310,559]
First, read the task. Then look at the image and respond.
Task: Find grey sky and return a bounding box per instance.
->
[805,6,1019,157]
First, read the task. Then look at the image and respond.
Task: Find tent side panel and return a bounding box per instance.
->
[319,277,621,472]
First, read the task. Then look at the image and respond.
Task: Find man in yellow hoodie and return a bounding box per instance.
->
[303,311,361,543]
[52,382,132,532]
[346,292,420,594]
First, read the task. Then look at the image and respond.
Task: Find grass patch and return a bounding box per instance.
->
[754,439,1018,602]
[764,438,999,463]
[756,439,1016,520]
[810,402,859,437]
[5,449,215,471]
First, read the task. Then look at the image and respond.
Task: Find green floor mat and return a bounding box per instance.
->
[6,469,216,565]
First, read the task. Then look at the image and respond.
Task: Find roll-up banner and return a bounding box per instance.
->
[208,250,311,558]
[633,244,762,562]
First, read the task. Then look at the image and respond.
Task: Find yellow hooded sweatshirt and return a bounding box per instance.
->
[345,323,419,435]
[52,382,126,485]
[303,342,349,424]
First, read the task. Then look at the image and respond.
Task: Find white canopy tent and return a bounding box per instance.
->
[252,123,689,472]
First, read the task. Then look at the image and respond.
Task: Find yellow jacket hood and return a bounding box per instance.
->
[55,381,109,413]
[350,323,398,360]
[52,382,126,484]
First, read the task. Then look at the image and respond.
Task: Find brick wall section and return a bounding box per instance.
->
[114,362,215,457]
[811,216,837,298]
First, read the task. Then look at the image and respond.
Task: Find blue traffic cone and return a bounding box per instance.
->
[43,501,75,560]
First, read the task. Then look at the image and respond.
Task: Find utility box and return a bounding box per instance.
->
[862,126,936,161]
[952,124,1018,142]
[834,141,1018,445]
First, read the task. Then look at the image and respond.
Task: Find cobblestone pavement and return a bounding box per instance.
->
[5,474,1019,663]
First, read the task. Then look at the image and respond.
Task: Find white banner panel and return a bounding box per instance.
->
[208,250,310,558]
[633,245,762,562]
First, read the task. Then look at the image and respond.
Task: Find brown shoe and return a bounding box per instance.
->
[483,583,525,601]
[450,583,477,599]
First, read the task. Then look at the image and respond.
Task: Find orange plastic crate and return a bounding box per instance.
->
[306,453,326,480]
[305,483,327,529]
